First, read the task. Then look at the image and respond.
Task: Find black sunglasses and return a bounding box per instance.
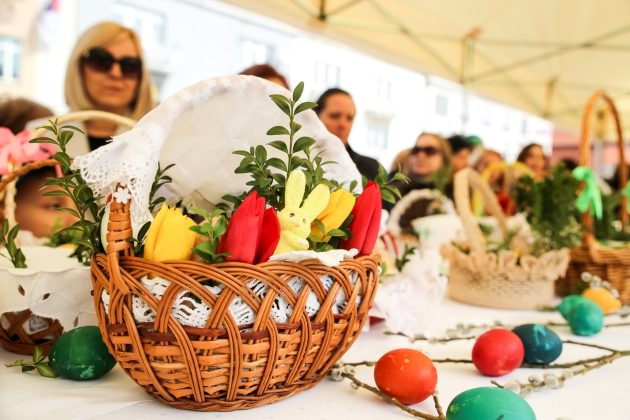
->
[82,48,142,79]
[411,146,440,156]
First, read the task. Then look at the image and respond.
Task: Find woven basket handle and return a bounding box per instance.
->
[578,91,627,232]
[105,192,134,295]
[454,167,508,254]
[32,110,136,137]
[0,159,59,228]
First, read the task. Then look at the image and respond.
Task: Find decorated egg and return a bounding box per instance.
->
[558,295,584,320]
[512,324,562,365]
[446,387,536,420]
[374,348,438,405]
[567,299,604,336]
[49,326,116,380]
[582,287,621,315]
[472,329,524,376]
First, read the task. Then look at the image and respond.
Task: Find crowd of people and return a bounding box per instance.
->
[0,20,607,243]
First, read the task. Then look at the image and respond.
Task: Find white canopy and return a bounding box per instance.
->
[223,0,630,138]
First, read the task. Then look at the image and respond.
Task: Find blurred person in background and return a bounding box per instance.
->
[63,21,155,154]
[447,134,473,173]
[517,143,547,180]
[315,88,379,180]
[384,132,452,211]
[239,63,290,89]
[0,98,54,134]
[474,149,503,174]
[0,98,77,241]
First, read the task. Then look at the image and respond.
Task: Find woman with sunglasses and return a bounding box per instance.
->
[63,21,155,155]
[385,132,452,212]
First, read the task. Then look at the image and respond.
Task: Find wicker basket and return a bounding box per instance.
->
[441,168,569,309]
[0,111,134,355]
[91,196,379,411]
[556,91,630,302]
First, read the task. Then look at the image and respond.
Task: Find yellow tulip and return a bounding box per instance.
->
[144,205,197,262]
[310,189,356,241]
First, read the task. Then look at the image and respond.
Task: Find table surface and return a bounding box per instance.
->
[1,299,628,420]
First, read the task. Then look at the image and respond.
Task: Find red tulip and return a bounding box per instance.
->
[218,191,280,264]
[340,181,382,255]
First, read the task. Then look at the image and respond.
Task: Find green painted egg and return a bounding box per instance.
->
[446,387,536,420]
[512,324,562,365]
[567,299,604,336]
[49,326,116,380]
[558,295,584,320]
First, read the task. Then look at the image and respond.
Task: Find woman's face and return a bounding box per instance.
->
[409,134,445,177]
[523,145,546,178]
[14,178,78,238]
[318,94,355,144]
[82,37,141,114]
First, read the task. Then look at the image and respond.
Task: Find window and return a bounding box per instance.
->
[113,3,166,51]
[314,60,341,86]
[0,36,21,82]
[366,118,390,149]
[241,39,272,68]
[435,94,448,116]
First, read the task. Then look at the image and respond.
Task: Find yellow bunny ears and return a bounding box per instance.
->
[284,169,330,220]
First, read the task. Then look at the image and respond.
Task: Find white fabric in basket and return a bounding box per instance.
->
[102,270,362,328]
[0,246,95,329]
[73,75,362,227]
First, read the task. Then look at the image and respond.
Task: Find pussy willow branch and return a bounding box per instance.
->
[338,369,445,420]
[386,319,630,343]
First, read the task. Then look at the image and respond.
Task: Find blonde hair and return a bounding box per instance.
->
[65,21,154,120]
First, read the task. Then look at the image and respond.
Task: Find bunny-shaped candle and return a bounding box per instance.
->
[274,170,330,254]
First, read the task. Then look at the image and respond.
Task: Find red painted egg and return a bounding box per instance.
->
[472,329,524,376]
[374,348,438,405]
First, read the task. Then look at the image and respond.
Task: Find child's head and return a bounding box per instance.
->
[8,167,77,238]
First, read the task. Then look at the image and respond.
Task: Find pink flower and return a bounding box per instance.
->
[0,127,57,175]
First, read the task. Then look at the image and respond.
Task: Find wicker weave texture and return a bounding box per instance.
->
[442,168,569,309]
[92,200,379,411]
[557,91,630,300]
[0,310,63,355]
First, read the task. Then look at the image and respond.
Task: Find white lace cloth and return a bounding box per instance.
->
[269,248,358,267]
[0,246,95,331]
[101,270,362,328]
[374,248,448,336]
[73,75,363,227]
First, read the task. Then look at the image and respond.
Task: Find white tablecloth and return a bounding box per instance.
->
[1,299,628,420]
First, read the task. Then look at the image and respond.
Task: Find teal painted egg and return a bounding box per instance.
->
[558,295,584,320]
[446,387,536,420]
[567,299,604,336]
[49,326,116,380]
[512,324,563,365]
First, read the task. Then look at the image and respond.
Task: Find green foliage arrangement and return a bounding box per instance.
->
[515,164,582,254]
[0,219,26,268]
[31,121,103,265]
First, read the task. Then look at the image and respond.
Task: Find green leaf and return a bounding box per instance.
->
[270,94,291,116]
[293,137,316,153]
[59,130,74,149]
[21,365,36,372]
[53,152,72,173]
[290,121,302,133]
[29,137,56,145]
[33,346,43,363]
[267,158,287,172]
[267,140,288,153]
[381,188,396,204]
[293,81,305,102]
[35,363,58,378]
[266,126,290,136]
[327,228,347,238]
[294,101,317,114]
